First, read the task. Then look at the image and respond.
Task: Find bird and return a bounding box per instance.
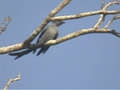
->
[9,20,65,59]
[35,20,65,56]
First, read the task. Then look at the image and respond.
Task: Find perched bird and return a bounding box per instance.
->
[9,21,65,59]
[35,20,65,56]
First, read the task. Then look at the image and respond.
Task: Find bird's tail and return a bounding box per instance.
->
[9,49,32,60]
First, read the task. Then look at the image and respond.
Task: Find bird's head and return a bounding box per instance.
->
[53,20,65,26]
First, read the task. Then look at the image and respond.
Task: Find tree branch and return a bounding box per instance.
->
[93,0,120,29]
[38,28,120,46]
[0,16,12,35]
[4,73,21,90]
[49,10,120,21]
[104,15,120,29]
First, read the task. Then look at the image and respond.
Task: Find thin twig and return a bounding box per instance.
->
[4,73,21,90]
[101,0,105,9]
[104,15,120,29]
[93,0,105,29]
[0,16,12,34]
[93,0,120,29]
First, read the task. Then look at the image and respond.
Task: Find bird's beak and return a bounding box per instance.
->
[54,20,65,26]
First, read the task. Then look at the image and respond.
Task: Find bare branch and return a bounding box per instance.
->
[8,27,120,59]
[4,73,21,90]
[1,27,120,55]
[0,43,25,54]
[49,10,120,21]
[7,27,120,59]
[45,28,120,45]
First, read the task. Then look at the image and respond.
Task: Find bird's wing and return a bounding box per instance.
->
[36,28,47,44]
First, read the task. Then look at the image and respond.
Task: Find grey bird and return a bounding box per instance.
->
[35,21,64,56]
[9,21,65,59]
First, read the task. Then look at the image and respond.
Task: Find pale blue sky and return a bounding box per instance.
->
[0,0,120,89]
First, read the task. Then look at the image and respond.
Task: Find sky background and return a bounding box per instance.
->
[0,0,120,89]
